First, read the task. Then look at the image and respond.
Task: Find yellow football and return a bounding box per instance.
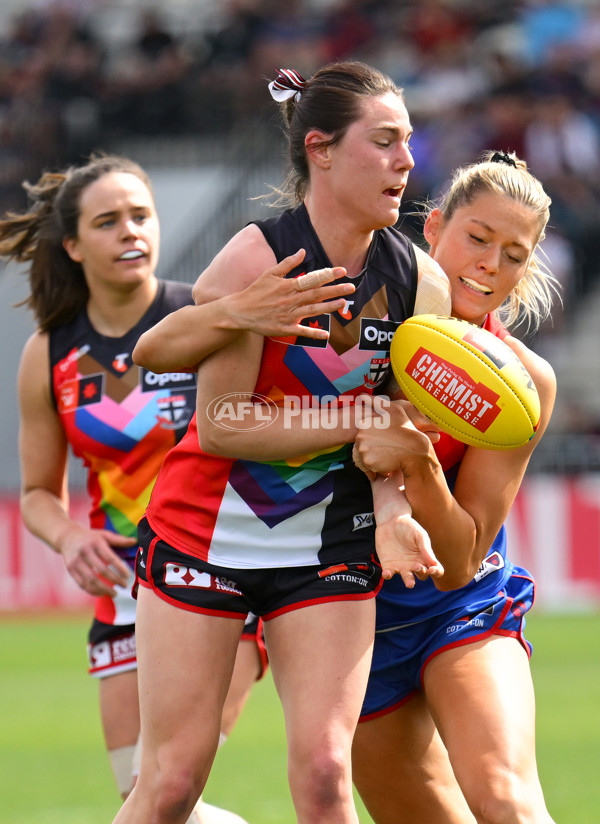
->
[390,314,540,450]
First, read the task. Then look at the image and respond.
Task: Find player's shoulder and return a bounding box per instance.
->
[412,244,451,315]
[504,334,556,398]
[413,244,448,282]
[18,330,51,396]
[20,328,49,365]
[193,224,276,303]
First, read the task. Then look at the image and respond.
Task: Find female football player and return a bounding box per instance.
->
[352,150,559,824]
[113,61,446,824]
[3,153,352,823]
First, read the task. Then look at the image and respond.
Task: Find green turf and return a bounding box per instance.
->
[526,611,600,823]
[0,610,598,823]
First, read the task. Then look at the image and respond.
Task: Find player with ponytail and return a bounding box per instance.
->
[4,153,351,822]
[352,151,559,824]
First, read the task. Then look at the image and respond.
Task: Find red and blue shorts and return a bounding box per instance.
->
[360,567,535,721]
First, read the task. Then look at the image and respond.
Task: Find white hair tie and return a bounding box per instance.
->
[268,68,306,103]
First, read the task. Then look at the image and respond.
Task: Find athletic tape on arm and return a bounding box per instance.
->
[414,267,452,316]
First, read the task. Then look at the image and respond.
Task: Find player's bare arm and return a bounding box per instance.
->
[133,229,354,373]
[18,333,132,596]
[193,230,360,460]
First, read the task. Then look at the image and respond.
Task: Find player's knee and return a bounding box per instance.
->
[468,769,537,824]
[151,767,202,822]
[135,748,205,822]
[289,745,351,814]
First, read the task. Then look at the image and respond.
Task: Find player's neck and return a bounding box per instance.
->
[304,197,373,278]
[87,278,158,337]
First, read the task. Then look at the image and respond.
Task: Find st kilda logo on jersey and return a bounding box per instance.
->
[363,357,390,389]
[139,369,197,430]
[156,394,194,430]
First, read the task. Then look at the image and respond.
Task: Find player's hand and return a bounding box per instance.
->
[354,396,441,476]
[376,513,444,587]
[225,249,355,340]
[56,524,135,597]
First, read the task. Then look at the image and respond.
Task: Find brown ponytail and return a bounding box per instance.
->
[0,155,152,331]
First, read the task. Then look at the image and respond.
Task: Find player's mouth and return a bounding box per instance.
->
[460,276,493,295]
[119,249,145,261]
[383,186,403,199]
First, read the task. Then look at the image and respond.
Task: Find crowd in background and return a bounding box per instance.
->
[1,1,600,355]
[2,0,600,321]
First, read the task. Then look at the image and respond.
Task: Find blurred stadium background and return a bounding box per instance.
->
[1,0,600,610]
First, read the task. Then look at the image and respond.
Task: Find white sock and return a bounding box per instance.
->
[108,745,137,797]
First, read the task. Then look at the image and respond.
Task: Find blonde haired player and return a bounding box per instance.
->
[352,150,559,824]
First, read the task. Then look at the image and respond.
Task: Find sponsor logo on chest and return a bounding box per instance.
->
[140,368,198,391]
[359,318,400,350]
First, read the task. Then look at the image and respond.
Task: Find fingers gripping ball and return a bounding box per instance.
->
[390,315,540,450]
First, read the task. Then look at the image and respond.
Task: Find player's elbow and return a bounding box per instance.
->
[433,569,474,591]
[433,551,482,591]
[132,334,155,369]
[196,422,235,458]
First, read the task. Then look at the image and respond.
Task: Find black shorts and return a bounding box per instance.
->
[86,609,267,678]
[87,619,137,679]
[136,517,382,621]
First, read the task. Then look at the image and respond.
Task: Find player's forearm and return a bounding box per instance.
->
[133,302,240,373]
[20,487,73,553]
[401,456,480,589]
[372,472,411,523]
[198,410,357,461]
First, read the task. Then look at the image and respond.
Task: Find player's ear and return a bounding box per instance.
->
[63,237,83,263]
[423,209,443,249]
[305,130,333,169]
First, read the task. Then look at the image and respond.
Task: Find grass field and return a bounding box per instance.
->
[1,610,599,823]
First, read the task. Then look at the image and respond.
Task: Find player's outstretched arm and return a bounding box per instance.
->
[133,248,354,373]
[355,351,556,590]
